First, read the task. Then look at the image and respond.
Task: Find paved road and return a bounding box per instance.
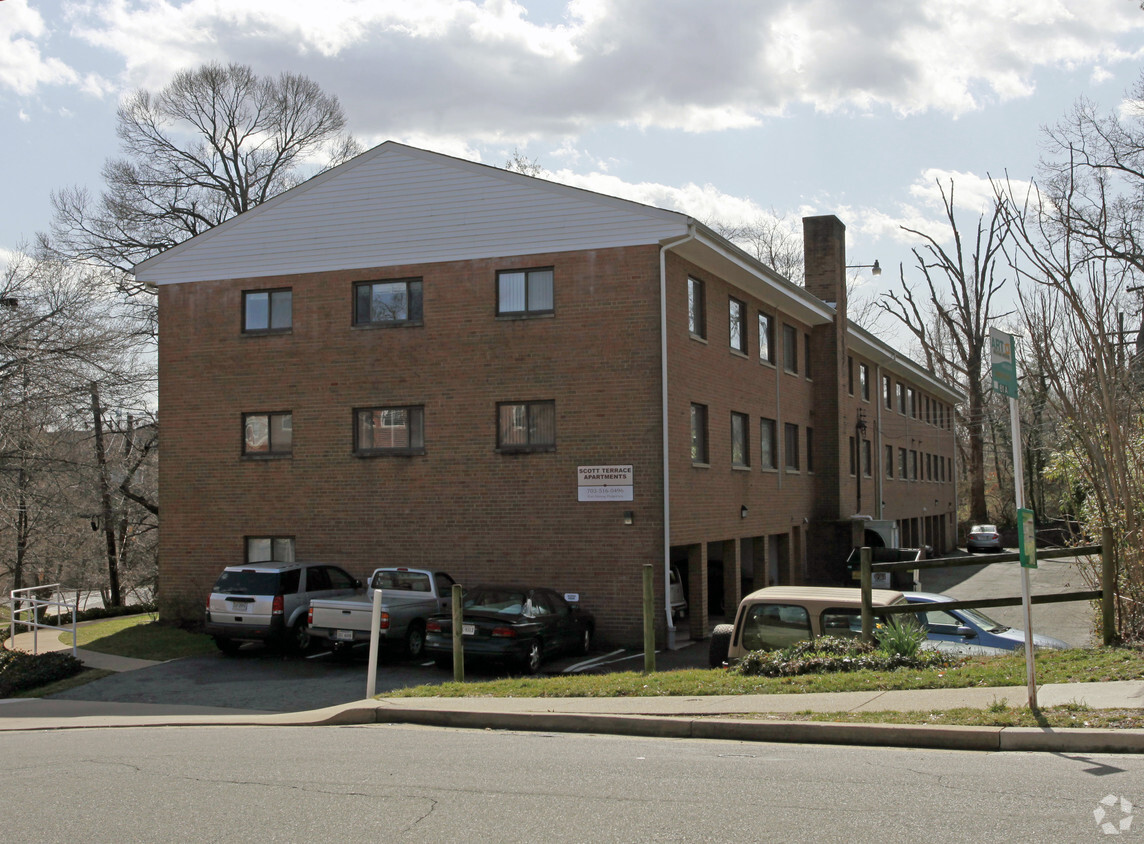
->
[920,551,1096,647]
[1,724,1140,841]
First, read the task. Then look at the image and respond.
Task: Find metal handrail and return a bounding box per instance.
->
[7,585,79,657]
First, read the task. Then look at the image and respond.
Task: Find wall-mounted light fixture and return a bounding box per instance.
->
[623,510,634,525]
[846,260,882,276]
[740,505,748,519]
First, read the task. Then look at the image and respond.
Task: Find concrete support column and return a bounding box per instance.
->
[687,543,708,639]
[722,537,741,620]
[751,535,768,591]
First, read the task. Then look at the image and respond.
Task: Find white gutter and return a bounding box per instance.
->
[660,227,696,650]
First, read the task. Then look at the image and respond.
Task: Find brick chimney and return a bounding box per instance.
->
[802,215,857,582]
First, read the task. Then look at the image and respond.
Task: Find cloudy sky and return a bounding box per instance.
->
[4,0,1143,323]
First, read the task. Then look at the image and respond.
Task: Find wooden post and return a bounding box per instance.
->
[643,563,656,673]
[860,547,873,644]
[1102,527,1116,646]
[452,583,464,682]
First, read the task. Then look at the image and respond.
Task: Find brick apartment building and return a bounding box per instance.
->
[136,142,961,646]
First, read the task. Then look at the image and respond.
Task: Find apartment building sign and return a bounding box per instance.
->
[577,465,634,501]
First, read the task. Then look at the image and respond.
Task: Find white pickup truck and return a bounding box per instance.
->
[307,567,456,659]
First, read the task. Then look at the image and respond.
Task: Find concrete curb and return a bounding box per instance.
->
[2,700,1144,754]
[365,706,1144,754]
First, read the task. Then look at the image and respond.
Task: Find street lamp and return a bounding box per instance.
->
[846,260,881,276]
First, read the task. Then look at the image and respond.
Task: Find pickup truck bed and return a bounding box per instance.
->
[308,568,454,659]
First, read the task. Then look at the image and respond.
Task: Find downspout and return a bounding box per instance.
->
[660,227,696,650]
[875,363,884,519]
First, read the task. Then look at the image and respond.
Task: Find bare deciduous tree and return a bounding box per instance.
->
[44,62,360,293]
[879,179,1012,526]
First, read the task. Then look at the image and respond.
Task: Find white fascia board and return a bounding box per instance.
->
[847,323,965,403]
[666,225,834,327]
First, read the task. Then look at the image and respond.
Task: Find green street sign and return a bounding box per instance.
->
[990,328,1018,398]
[1018,508,1037,569]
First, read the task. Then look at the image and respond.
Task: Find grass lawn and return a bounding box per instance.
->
[390,646,1144,699]
[59,614,218,661]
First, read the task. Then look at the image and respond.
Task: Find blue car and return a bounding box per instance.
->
[904,592,1070,650]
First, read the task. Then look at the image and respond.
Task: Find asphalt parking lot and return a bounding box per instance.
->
[43,550,1094,714]
[47,638,712,713]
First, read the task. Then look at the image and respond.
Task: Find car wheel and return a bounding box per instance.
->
[708,623,734,668]
[214,637,240,655]
[579,626,592,656]
[289,619,311,654]
[405,622,426,660]
[521,639,542,675]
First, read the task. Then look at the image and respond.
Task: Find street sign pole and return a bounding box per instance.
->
[991,328,1037,710]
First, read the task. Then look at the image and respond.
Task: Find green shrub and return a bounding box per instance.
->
[43,602,158,627]
[875,616,927,658]
[733,635,960,677]
[0,649,85,697]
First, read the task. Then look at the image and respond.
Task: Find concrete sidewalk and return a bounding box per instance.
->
[4,626,162,672]
[3,626,1143,753]
[1,679,1141,754]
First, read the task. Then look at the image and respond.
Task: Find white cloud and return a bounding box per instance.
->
[0,0,83,96]
[9,0,1134,143]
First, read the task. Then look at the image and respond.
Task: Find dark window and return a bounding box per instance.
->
[691,403,709,464]
[908,387,918,418]
[243,412,292,456]
[806,426,814,473]
[759,312,774,363]
[849,436,857,476]
[804,334,812,379]
[731,412,749,467]
[885,445,894,478]
[860,363,870,401]
[497,401,556,451]
[863,439,872,477]
[847,356,854,395]
[246,536,295,563]
[355,278,423,325]
[738,603,811,651]
[784,422,800,471]
[783,325,798,374]
[897,383,907,414]
[355,406,425,454]
[729,297,747,353]
[688,277,706,338]
[884,376,893,409]
[899,447,908,478]
[498,268,553,316]
[243,289,292,333]
[760,417,777,469]
[910,449,918,480]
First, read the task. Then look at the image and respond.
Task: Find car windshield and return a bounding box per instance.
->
[959,606,1009,633]
[464,589,527,615]
[212,570,280,595]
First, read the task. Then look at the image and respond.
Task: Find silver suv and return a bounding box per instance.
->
[205,563,360,654]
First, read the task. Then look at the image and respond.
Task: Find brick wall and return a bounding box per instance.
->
[158,245,667,644]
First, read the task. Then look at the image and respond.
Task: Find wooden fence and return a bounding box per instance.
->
[859,527,1116,646]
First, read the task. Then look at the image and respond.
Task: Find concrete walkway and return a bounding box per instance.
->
[3,626,1143,753]
[4,625,162,672]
